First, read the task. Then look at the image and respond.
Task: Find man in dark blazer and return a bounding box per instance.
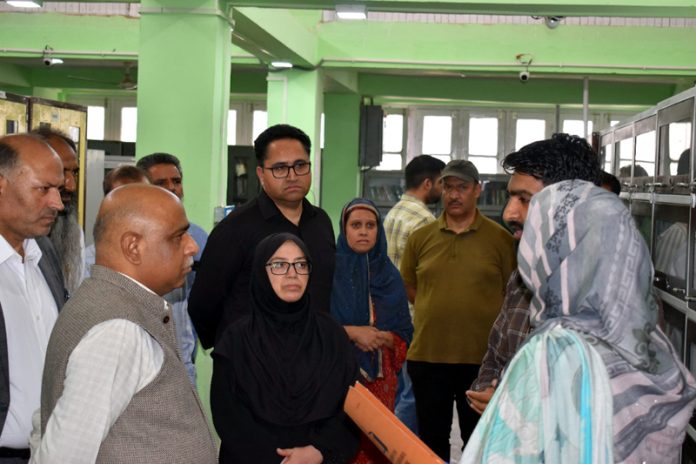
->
[0,134,66,462]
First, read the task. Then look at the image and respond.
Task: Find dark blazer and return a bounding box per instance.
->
[0,236,66,435]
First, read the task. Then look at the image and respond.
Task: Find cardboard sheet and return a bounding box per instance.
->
[344,382,445,464]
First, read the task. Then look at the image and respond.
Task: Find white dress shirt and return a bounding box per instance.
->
[0,235,58,448]
[30,319,164,463]
[29,274,165,464]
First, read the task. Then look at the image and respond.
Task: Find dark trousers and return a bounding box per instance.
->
[0,457,28,463]
[408,361,481,462]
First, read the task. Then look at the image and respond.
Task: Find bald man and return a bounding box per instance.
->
[82,165,150,281]
[32,185,217,464]
[31,128,84,297]
[0,134,66,463]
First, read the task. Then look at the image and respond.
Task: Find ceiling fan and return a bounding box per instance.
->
[67,62,137,90]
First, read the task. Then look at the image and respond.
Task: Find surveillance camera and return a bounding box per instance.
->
[544,16,564,29]
[519,71,530,82]
[42,57,63,67]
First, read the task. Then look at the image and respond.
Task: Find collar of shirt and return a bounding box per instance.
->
[399,192,427,207]
[437,208,483,234]
[0,234,42,266]
[114,270,169,312]
[257,189,317,222]
[399,193,433,213]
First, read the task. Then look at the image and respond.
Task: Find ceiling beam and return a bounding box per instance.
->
[231,8,319,67]
[28,0,696,18]
[358,73,677,106]
[316,20,696,78]
[224,1,696,18]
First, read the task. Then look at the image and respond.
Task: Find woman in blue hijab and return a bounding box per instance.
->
[330,198,413,463]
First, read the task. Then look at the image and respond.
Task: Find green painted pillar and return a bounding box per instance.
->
[136,0,231,438]
[266,68,323,203]
[322,92,361,234]
[137,0,231,231]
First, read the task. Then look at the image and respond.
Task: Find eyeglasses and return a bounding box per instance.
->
[263,161,311,179]
[266,260,312,275]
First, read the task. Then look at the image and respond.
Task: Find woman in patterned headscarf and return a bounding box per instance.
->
[462,180,696,463]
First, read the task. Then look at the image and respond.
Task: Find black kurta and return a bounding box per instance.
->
[211,355,359,464]
[210,233,359,464]
[188,190,336,348]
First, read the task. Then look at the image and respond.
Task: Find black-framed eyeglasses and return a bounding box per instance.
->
[265,260,312,275]
[263,161,311,179]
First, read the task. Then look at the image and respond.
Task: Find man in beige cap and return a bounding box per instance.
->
[400,159,515,461]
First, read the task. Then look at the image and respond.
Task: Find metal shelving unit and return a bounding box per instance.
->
[599,86,696,462]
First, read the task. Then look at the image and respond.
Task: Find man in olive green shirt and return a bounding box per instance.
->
[401,160,515,462]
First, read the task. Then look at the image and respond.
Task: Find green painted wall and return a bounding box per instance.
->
[316,21,696,77]
[0,13,138,60]
[322,92,362,232]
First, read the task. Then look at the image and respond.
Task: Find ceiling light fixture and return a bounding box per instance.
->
[336,4,367,20]
[270,61,293,69]
[6,0,43,7]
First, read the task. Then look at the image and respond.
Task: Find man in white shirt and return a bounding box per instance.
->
[32,184,217,464]
[0,134,66,463]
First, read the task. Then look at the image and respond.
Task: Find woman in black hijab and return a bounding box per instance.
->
[211,233,360,464]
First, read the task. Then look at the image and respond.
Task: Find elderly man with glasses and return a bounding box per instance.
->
[189,124,336,349]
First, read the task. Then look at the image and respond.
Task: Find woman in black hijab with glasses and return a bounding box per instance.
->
[211,233,360,464]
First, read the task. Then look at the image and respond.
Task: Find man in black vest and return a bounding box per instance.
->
[0,134,66,463]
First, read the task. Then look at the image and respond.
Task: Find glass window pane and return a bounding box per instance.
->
[422,115,452,155]
[120,107,137,143]
[635,131,656,177]
[618,138,634,178]
[87,106,104,141]
[562,119,593,139]
[603,143,613,173]
[252,110,267,142]
[320,113,325,149]
[469,155,498,174]
[669,122,691,176]
[383,114,404,153]
[227,110,237,146]
[515,119,546,150]
[433,154,451,164]
[468,117,498,156]
[375,153,402,171]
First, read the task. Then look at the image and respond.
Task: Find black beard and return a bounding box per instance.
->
[59,196,76,216]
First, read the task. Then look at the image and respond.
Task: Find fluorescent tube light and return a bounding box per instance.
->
[6,1,43,7]
[336,4,367,20]
[271,61,293,69]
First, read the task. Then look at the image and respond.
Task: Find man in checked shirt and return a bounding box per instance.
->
[466,133,601,414]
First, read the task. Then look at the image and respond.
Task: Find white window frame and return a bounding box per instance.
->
[376,108,407,171]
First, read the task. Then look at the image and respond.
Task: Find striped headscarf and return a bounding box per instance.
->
[518,180,696,462]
